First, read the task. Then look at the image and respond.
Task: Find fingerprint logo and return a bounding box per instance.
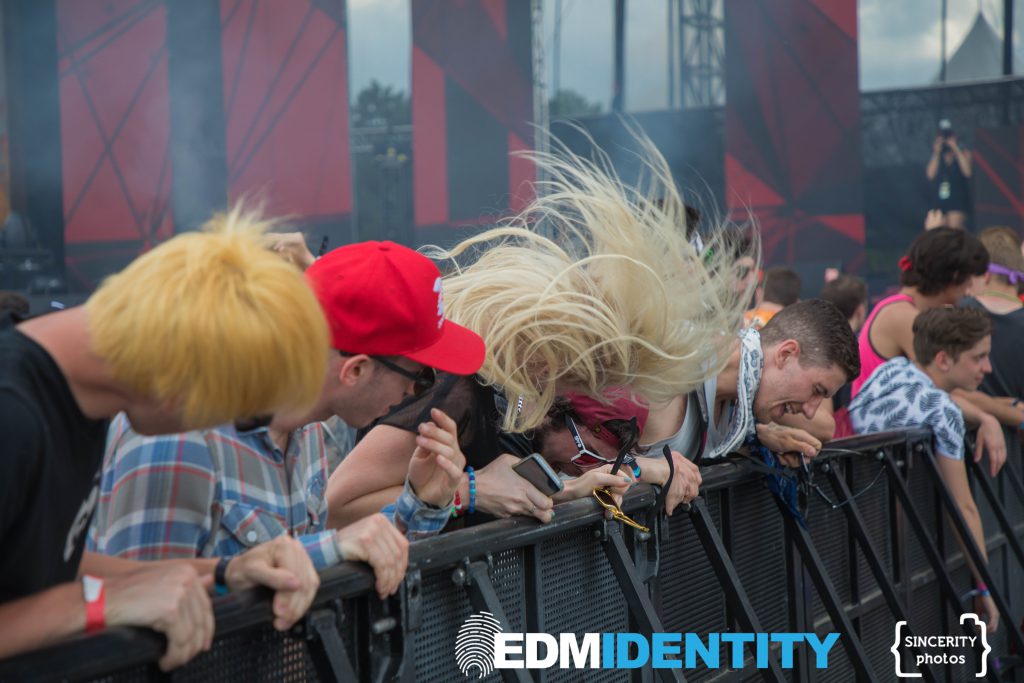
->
[456,611,502,678]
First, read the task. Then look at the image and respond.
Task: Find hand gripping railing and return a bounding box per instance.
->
[1,429,1021,682]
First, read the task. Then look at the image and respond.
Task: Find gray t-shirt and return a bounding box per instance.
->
[643,327,763,461]
[642,378,717,459]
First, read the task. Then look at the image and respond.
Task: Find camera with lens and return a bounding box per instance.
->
[938,119,954,147]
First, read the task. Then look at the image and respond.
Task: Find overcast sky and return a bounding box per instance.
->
[347,0,1022,110]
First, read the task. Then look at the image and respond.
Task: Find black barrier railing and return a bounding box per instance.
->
[2,428,1023,683]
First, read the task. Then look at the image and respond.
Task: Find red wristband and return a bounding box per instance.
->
[82,574,105,634]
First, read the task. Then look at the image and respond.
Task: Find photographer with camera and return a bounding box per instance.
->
[926,119,972,230]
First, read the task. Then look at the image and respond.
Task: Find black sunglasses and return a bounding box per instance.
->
[371,356,436,397]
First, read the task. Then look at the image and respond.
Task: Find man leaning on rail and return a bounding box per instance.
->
[0,207,334,671]
[88,241,486,609]
[850,306,1000,632]
[642,299,861,467]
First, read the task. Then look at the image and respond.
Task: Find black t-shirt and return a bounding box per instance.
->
[375,373,532,469]
[0,319,109,601]
[932,154,970,213]
[962,297,1024,399]
[371,374,534,528]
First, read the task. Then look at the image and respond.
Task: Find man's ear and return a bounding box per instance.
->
[774,339,801,367]
[933,349,952,372]
[338,354,372,387]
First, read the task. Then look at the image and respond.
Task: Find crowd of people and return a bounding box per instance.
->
[0,135,1021,670]
[754,224,1024,633]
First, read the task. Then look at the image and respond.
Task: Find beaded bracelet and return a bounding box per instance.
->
[977,582,991,597]
[467,466,477,515]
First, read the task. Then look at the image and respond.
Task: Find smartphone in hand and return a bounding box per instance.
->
[512,453,564,496]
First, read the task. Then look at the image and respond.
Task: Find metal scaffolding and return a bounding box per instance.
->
[860,77,1024,167]
[532,0,548,158]
[679,0,724,108]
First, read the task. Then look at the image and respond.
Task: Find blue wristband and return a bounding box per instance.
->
[467,466,476,515]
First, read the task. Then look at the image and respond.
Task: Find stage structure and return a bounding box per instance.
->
[859,78,1024,291]
[18,0,354,290]
[218,0,354,243]
[723,0,866,277]
[55,0,175,290]
[3,2,1024,295]
[411,0,535,246]
[679,0,724,108]
[973,123,1024,235]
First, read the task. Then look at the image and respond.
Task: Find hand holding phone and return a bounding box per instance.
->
[512,454,564,497]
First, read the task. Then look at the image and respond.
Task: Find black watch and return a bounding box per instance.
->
[214,556,232,595]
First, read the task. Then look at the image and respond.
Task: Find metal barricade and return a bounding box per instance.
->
[2,429,1022,683]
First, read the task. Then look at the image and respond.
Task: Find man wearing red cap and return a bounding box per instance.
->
[89,241,486,604]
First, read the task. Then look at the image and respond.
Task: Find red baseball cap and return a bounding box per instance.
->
[565,388,649,449]
[305,241,485,375]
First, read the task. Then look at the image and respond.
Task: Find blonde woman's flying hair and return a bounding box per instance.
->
[427,129,757,431]
[87,203,330,429]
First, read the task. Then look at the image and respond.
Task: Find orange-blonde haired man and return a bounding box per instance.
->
[0,206,331,670]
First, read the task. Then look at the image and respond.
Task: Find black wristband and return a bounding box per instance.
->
[214,556,231,595]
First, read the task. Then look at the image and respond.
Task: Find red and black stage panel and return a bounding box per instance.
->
[411,0,534,245]
[57,0,174,289]
[974,124,1024,236]
[51,0,353,289]
[220,0,353,246]
[724,0,865,275]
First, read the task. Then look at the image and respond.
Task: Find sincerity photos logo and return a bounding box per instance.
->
[891,613,991,678]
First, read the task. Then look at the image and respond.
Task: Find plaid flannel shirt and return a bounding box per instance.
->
[87,414,450,569]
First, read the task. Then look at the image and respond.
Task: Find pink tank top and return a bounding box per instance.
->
[850,293,915,398]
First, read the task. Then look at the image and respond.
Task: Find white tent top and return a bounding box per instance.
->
[938,11,1024,83]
